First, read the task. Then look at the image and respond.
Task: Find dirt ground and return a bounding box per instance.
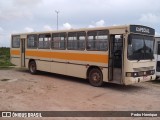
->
[0,68,160,120]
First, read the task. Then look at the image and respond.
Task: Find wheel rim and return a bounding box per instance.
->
[91,72,101,83]
[30,63,36,73]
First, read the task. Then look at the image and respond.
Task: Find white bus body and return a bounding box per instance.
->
[10,25,156,86]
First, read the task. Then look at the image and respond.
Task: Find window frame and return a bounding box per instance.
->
[27,34,38,49]
[127,34,154,60]
[51,32,66,50]
[12,35,20,48]
[67,31,86,50]
[38,34,51,49]
[86,30,109,51]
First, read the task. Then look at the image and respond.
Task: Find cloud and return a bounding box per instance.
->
[43,25,53,31]
[139,13,160,24]
[0,0,35,21]
[1,0,160,47]
[0,8,33,20]
[24,27,34,32]
[112,24,119,26]
[88,25,95,28]
[0,27,4,32]
[0,33,10,47]
[155,32,160,37]
[88,20,105,28]
[95,20,105,27]
[63,23,72,30]
[13,0,42,7]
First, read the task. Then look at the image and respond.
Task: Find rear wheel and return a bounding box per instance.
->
[29,61,37,74]
[88,68,103,87]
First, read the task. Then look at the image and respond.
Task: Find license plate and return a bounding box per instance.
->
[143,76,147,80]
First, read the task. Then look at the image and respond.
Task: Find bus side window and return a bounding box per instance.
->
[12,35,20,48]
[27,34,38,49]
[52,33,66,50]
[87,30,108,51]
[38,34,51,49]
[67,32,85,50]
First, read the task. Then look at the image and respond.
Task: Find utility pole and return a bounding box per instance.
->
[55,10,60,31]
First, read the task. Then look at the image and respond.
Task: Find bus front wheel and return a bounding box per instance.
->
[88,68,103,87]
[29,61,37,74]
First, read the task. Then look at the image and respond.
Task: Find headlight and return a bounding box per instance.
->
[150,70,155,75]
[126,72,138,77]
[126,72,132,77]
[126,70,155,77]
[133,72,138,77]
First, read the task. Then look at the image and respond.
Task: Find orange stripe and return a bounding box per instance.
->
[11,50,20,55]
[66,52,108,63]
[26,51,108,63]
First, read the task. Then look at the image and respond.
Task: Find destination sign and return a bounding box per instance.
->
[130,25,155,35]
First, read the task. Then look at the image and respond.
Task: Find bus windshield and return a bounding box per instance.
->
[128,34,154,60]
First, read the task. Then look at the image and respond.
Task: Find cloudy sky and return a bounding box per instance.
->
[0,0,160,47]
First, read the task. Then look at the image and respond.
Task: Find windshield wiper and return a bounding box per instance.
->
[137,56,141,62]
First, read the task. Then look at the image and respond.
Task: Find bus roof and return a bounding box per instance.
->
[11,24,154,36]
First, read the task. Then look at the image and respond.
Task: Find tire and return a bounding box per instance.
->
[156,76,159,80]
[88,68,103,87]
[29,61,37,74]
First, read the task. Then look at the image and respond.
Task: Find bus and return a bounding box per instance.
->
[10,25,156,87]
[154,37,160,77]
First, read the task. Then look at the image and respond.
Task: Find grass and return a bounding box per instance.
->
[0,47,15,67]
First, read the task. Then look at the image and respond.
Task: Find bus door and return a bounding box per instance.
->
[109,35,123,83]
[156,41,160,72]
[21,39,25,67]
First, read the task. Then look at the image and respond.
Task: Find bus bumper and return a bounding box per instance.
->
[124,75,156,85]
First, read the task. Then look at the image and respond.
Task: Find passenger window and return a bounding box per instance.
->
[12,35,20,48]
[27,35,38,49]
[52,33,66,49]
[38,34,51,49]
[87,30,108,51]
[67,32,86,50]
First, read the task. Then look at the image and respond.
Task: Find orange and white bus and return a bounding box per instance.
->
[10,25,156,86]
